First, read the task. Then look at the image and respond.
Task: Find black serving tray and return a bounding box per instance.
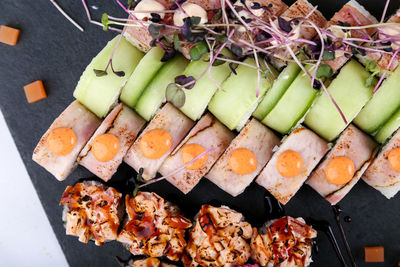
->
[0,0,399,266]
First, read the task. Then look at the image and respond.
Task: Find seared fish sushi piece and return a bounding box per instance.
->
[117,192,192,261]
[78,104,145,181]
[256,127,329,205]
[251,216,317,267]
[182,205,252,267]
[124,103,194,180]
[207,119,280,197]
[358,9,400,72]
[322,0,378,72]
[363,128,400,199]
[59,181,123,246]
[271,0,327,68]
[159,113,235,194]
[33,101,101,181]
[307,124,378,205]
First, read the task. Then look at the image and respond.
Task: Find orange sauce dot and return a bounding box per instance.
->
[228,148,257,175]
[92,133,120,162]
[47,127,77,156]
[139,129,172,159]
[388,147,400,172]
[276,150,303,178]
[181,144,207,170]
[325,156,355,185]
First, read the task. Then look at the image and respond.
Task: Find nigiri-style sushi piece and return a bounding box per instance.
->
[117,192,192,261]
[363,128,400,199]
[250,216,317,267]
[307,124,378,205]
[256,127,329,205]
[159,113,235,194]
[322,0,378,73]
[78,103,145,181]
[124,103,194,180]
[33,101,101,181]
[182,205,252,267]
[207,119,280,197]
[59,181,123,246]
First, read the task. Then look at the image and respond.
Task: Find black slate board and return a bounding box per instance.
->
[1,0,399,266]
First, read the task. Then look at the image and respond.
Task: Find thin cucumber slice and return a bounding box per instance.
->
[120,46,166,108]
[253,62,301,120]
[304,60,374,141]
[262,65,318,134]
[73,35,144,117]
[179,50,233,121]
[354,66,400,133]
[375,107,400,144]
[208,58,277,131]
[134,55,188,121]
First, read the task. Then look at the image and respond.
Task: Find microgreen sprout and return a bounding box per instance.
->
[51,0,84,32]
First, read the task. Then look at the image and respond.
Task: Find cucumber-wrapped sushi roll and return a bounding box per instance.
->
[124,103,194,180]
[207,119,280,197]
[73,35,143,118]
[182,204,252,267]
[256,127,329,205]
[208,58,277,131]
[363,127,400,199]
[354,65,400,134]
[307,124,378,205]
[33,101,101,180]
[78,104,146,181]
[159,113,234,194]
[59,181,123,245]
[250,216,317,267]
[117,192,192,261]
[305,59,374,141]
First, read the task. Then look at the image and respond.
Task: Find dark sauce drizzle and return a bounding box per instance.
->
[306,218,348,267]
[333,205,356,267]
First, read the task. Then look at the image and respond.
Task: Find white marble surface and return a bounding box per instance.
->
[0,110,69,267]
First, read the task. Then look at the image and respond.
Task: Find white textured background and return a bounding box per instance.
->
[0,110,68,267]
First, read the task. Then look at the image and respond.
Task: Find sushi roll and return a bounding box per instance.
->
[363,128,400,199]
[182,204,253,267]
[117,192,192,261]
[32,100,101,181]
[59,181,123,246]
[357,9,400,72]
[207,119,280,197]
[306,124,378,205]
[322,0,378,73]
[159,113,235,194]
[208,58,277,131]
[270,0,327,69]
[256,127,329,205]
[250,216,317,267]
[78,103,146,182]
[124,103,194,180]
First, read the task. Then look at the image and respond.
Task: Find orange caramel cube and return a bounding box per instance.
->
[24,81,47,103]
[0,25,20,46]
[365,246,384,263]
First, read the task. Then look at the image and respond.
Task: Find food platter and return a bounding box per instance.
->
[1,0,399,266]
